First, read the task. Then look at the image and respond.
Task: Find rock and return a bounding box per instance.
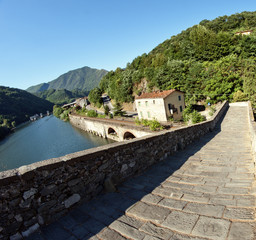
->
[23,188,37,200]
[64,194,81,208]
[10,232,22,240]
[21,223,40,238]
[15,215,23,222]
[121,164,128,173]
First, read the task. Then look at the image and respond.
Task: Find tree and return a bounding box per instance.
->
[88,87,103,107]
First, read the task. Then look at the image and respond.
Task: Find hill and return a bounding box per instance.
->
[26,66,108,93]
[0,86,54,138]
[91,11,256,108]
[34,89,89,105]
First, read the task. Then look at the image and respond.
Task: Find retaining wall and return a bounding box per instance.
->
[0,101,228,240]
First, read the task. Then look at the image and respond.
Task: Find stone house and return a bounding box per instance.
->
[135,89,185,122]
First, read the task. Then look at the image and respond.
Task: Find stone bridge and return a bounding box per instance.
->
[69,114,152,141]
[2,102,256,240]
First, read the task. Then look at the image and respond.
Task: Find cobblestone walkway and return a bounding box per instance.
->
[28,104,256,240]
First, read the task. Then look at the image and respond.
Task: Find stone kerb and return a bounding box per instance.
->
[248,101,256,162]
[0,101,228,239]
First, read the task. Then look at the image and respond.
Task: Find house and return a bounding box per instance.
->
[135,89,185,122]
[235,30,253,36]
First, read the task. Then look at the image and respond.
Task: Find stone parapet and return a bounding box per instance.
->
[0,101,228,239]
[248,101,256,162]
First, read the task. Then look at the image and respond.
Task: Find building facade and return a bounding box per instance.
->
[135,89,185,122]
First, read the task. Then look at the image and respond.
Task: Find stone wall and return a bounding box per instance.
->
[248,101,256,162]
[0,101,228,239]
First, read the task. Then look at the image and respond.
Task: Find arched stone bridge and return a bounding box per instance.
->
[69,114,152,141]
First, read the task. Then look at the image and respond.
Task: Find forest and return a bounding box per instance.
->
[89,11,256,109]
[0,86,54,139]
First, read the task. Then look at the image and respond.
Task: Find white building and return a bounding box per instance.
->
[135,89,185,122]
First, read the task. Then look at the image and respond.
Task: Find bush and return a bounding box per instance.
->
[149,119,163,131]
[191,110,206,124]
[135,117,141,125]
[87,110,98,117]
[233,90,248,102]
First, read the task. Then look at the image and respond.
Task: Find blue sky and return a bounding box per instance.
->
[0,0,256,90]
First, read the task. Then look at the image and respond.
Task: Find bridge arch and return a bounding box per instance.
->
[123,131,136,140]
[108,127,117,136]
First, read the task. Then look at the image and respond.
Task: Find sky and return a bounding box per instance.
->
[0,0,256,90]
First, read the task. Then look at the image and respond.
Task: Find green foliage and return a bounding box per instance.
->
[27,66,108,93]
[87,110,98,118]
[91,11,256,109]
[0,86,54,131]
[233,90,248,102]
[104,105,110,115]
[136,118,163,131]
[53,105,63,118]
[88,87,103,107]
[34,89,89,105]
[191,110,206,124]
[183,106,206,124]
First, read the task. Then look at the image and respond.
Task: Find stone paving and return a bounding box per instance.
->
[27,104,256,240]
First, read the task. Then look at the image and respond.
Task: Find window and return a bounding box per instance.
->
[138,101,141,106]
[180,106,183,112]
[153,100,155,104]
[147,111,150,118]
[178,96,181,101]
[140,111,143,118]
[145,101,148,106]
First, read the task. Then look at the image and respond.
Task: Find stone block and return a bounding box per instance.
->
[158,198,187,210]
[23,188,37,200]
[126,202,170,224]
[98,227,127,240]
[224,207,255,220]
[110,220,145,240]
[228,222,255,240]
[140,222,174,239]
[192,216,230,240]
[64,194,81,208]
[162,210,199,234]
[22,223,40,238]
[184,202,225,218]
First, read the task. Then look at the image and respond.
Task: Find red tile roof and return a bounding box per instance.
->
[135,89,183,100]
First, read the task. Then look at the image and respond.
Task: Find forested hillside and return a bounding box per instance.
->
[34,89,89,105]
[27,66,108,93]
[0,86,54,139]
[91,11,256,107]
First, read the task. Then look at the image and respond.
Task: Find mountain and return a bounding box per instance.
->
[27,66,108,93]
[0,86,54,134]
[91,11,256,108]
[34,89,89,105]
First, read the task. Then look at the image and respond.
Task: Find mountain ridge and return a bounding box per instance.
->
[27,66,108,93]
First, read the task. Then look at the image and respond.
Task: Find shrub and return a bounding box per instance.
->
[191,110,206,124]
[87,110,98,117]
[135,117,141,125]
[149,119,162,131]
[233,90,248,102]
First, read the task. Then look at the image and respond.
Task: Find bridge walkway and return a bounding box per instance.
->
[28,104,256,240]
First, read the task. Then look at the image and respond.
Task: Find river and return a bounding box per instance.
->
[0,115,114,172]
